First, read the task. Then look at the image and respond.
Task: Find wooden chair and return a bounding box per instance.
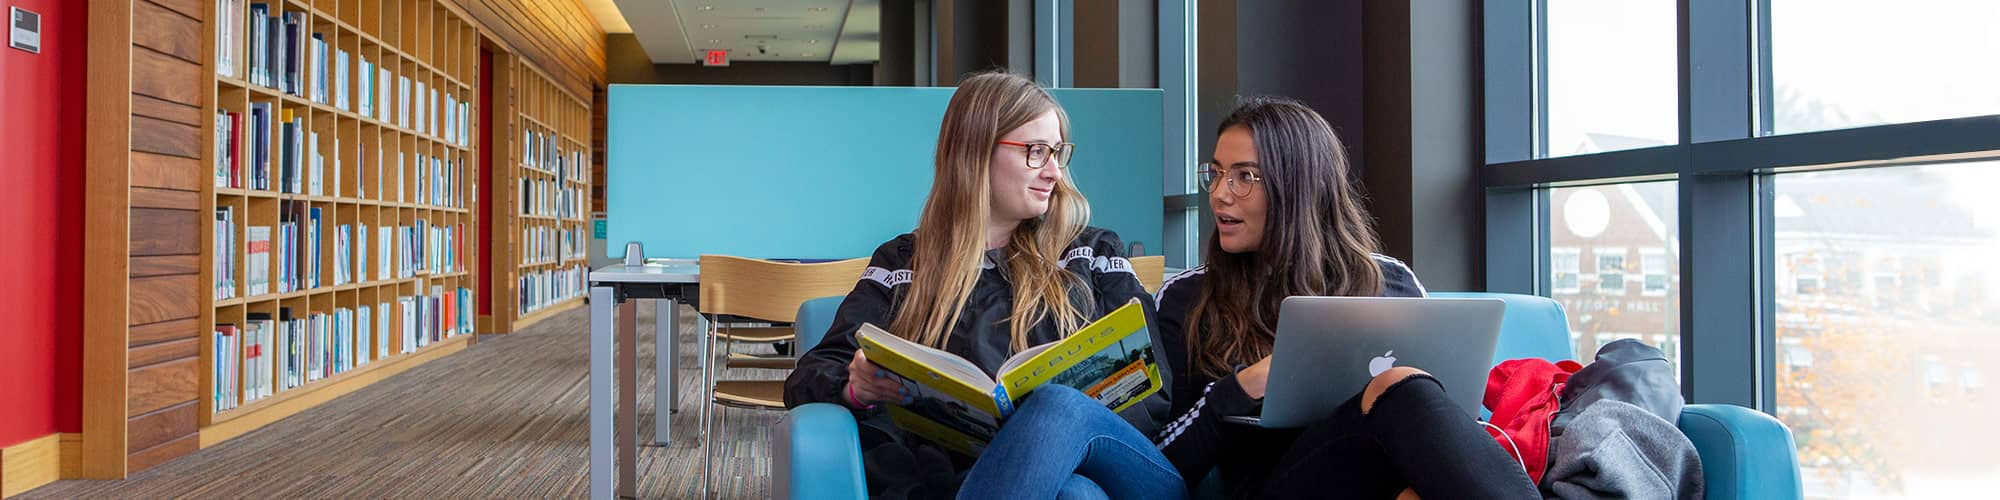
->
[1132,255,1166,295]
[694,255,868,490]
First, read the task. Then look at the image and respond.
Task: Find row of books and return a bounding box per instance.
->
[236,208,461,297]
[521,225,585,265]
[227,3,472,145]
[216,207,238,300]
[521,266,587,314]
[212,287,474,413]
[524,129,588,182]
[218,104,465,207]
[521,177,585,219]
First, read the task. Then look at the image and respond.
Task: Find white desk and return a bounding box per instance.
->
[588,261,699,500]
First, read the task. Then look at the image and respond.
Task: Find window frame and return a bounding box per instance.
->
[1641,248,1671,296]
[1552,247,1583,294]
[1594,247,1629,295]
[1483,0,2000,411]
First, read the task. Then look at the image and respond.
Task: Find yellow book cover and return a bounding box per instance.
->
[855,300,1161,456]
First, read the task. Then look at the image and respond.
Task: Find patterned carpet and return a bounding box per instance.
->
[25,302,787,499]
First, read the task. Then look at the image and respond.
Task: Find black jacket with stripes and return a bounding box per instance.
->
[782,226,1155,499]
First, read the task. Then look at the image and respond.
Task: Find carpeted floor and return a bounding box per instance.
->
[24,301,785,499]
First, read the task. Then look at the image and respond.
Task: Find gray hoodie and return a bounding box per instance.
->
[1542,339,1704,500]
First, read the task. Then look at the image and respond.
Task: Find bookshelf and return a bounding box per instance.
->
[201,0,480,441]
[492,59,593,332]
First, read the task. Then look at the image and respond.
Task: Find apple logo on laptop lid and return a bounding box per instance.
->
[1368,351,1396,377]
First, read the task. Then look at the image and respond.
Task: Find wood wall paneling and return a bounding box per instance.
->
[122,434,197,474]
[128,318,201,348]
[126,338,199,370]
[454,0,605,98]
[129,208,200,256]
[130,255,202,278]
[124,357,197,419]
[125,402,198,456]
[130,115,202,159]
[130,152,203,191]
[132,2,202,63]
[128,274,200,326]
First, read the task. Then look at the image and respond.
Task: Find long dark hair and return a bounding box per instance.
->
[1186,96,1385,379]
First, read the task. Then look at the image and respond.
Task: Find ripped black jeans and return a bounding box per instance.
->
[1255,374,1540,499]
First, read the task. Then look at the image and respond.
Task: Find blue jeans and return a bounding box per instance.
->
[956,385,1187,500]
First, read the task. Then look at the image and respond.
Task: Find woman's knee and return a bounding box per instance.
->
[1055,474,1109,500]
[1360,366,1431,415]
[1017,385,1101,423]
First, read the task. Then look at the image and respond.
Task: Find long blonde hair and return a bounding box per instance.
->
[890,72,1093,351]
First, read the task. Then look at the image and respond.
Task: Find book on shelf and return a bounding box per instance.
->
[358,57,373,117]
[214,324,239,412]
[310,32,327,104]
[214,206,235,300]
[245,313,274,403]
[355,223,368,285]
[375,301,391,359]
[377,225,392,281]
[307,131,322,196]
[398,76,411,128]
[335,49,350,111]
[250,103,271,190]
[378,68,393,122]
[214,110,238,188]
[356,305,372,367]
[308,206,321,289]
[857,300,1160,456]
[247,226,270,296]
[217,0,239,78]
[282,12,302,96]
[334,224,350,286]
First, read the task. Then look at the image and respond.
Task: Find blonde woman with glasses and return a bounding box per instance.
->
[783,72,1170,499]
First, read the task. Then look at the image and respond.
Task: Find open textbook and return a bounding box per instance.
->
[856,299,1162,456]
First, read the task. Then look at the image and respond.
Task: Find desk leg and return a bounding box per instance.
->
[654,298,676,446]
[588,286,615,500]
[618,298,639,498]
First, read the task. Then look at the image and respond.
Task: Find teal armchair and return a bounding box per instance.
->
[775,293,1803,499]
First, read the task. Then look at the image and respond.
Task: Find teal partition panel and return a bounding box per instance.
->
[607,84,1163,260]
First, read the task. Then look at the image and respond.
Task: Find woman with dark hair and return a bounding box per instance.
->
[1150,96,1537,498]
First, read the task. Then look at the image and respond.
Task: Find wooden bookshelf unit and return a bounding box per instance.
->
[200,0,480,444]
[490,60,591,332]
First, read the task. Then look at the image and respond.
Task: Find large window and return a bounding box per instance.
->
[1772,162,2000,497]
[1548,183,1680,364]
[1543,0,1679,157]
[1490,2,2000,498]
[1767,0,2000,135]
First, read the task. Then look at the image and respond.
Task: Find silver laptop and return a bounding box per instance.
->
[1233,296,1505,428]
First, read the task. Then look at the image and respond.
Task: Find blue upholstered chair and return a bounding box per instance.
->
[775,293,1803,499]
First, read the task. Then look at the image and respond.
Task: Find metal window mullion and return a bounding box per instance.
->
[1681,0,1761,408]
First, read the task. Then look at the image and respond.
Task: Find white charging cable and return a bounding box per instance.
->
[1480,420,1529,475]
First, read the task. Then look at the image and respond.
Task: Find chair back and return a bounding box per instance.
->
[794,296,846,350]
[697,256,868,322]
[1430,291,1576,364]
[1131,255,1166,295]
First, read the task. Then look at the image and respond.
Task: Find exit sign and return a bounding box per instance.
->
[703,49,729,67]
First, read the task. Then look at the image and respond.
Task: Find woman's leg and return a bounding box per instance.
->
[1258,368,1538,499]
[957,385,1187,500]
[1055,474,1109,500]
[1361,367,1538,499]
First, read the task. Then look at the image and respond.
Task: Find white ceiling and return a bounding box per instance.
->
[605,0,881,65]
